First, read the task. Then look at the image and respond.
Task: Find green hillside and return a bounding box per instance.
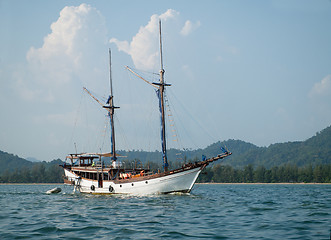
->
[222,125,331,168]
[116,139,257,168]
[0,150,32,174]
[1,125,330,183]
[119,125,331,169]
[0,151,64,183]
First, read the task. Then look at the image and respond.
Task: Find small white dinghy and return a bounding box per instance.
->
[46,187,62,194]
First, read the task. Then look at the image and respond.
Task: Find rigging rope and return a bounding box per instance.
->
[164,92,187,162]
[166,89,199,149]
[164,93,180,144]
[113,114,131,152]
[99,117,109,152]
[167,88,219,148]
[125,70,159,152]
[66,90,85,155]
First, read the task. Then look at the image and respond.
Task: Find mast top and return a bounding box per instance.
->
[109,48,114,97]
[159,19,164,76]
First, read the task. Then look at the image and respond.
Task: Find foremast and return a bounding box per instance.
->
[83,50,119,162]
[103,49,119,162]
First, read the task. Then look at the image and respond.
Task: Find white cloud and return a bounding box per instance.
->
[309,75,331,98]
[21,4,108,101]
[15,78,42,101]
[180,20,201,36]
[110,9,179,71]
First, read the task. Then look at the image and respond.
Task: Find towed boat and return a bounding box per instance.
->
[46,187,62,194]
[61,20,231,194]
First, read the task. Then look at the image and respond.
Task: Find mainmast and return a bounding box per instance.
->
[104,49,119,161]
[125,20,170,172]
[155,20,170,172]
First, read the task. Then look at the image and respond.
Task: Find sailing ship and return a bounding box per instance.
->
[61,20,231,194]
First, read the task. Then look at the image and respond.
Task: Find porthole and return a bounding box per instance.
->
[131,183,134,186]
[145,181,148,184]
[120,185,122,188]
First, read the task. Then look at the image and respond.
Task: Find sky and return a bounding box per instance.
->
[0,0,331,161]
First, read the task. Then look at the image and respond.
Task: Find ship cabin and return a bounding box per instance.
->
[62,153,150,182]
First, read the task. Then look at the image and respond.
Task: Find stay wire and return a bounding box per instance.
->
[167,88,218,147]
[66,90,85,155]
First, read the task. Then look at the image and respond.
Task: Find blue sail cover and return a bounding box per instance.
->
[108,110,116,161]
[221,147,228,154]
[155,89,168,170]
[106,95,111,104]
[108,111,114,160]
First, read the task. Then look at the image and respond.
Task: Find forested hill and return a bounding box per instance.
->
[0,151,64,183]
[0,125,330,183]
[0,125,330,174]
[117,125,331,169]
[221,125,331,168]
[0,150,32,175]
[116,139,257,166]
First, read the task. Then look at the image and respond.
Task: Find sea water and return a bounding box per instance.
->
[0,184,330,239]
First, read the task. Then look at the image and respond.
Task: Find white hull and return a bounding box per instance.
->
[64,167,202,195]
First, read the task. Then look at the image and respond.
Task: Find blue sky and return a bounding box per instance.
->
[1,0,331,161]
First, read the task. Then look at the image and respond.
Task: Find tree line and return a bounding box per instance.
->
[0,161,63,183]
[198,164,331,183]
[0,160,330,183]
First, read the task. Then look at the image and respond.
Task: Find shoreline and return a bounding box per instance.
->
[1,182,330,185]
[0,183,63,185]
[197,182,331,185]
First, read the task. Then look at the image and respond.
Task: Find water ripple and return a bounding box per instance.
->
[0,184,330,239]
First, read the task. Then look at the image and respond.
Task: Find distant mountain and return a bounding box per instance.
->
[0,150,33,174]
[221,125,331,168]
[0,153,65,183]
[116,126,331,169]
[1,125,330,176]
[26,157,41,162]
[0,151,64,174]
[117,139,255,160]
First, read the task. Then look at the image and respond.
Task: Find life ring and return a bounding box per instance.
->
[109,185,114,193]
[91,185,95,191]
